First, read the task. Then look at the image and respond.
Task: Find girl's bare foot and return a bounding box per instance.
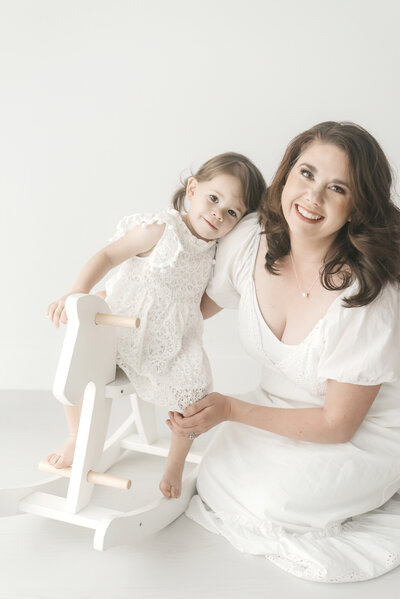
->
[159,459,185,499]
[46,435,77,469]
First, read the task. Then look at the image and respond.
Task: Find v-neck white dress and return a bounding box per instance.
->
[186,213,400,583]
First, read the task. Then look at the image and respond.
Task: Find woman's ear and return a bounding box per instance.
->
[186,177,198,200]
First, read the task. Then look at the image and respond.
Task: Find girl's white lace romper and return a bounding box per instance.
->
[186,213,400,583]
[104,208,215,411]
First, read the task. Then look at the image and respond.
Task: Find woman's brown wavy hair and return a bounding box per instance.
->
[260,121,400,307]
[172,152,267,217]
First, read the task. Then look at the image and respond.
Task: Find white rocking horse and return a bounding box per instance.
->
[1,294,204,550]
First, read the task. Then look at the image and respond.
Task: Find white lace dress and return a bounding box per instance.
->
[186,213,400,583]
[105,208,215,411]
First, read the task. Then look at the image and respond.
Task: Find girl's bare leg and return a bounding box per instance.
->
[159,433,193,499]
[46,398,83,468]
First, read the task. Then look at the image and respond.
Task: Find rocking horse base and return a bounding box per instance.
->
[19,467,198,551]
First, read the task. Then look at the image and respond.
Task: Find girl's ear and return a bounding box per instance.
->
[186,177,198,200]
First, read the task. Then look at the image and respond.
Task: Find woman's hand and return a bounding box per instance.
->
[166,392,232,438]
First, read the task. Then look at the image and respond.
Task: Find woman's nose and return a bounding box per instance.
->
[308,187,324,206]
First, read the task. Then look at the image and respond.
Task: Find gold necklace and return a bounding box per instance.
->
[290,252,320,298]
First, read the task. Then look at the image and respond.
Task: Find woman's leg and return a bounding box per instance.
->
[46,398,83,468]
[159,433,193,498]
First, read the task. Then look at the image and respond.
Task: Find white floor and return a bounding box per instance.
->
[2,391,400,599]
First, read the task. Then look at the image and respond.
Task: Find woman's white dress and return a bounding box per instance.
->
[105,208,215,411]
[186,213,400,583]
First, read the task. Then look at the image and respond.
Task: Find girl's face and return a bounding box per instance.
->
[281,141,353,246]
[185,173,247,241]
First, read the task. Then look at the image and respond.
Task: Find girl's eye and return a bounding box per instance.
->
[329,185,345,195]
[209,195,218,203]
[300,168,313,179]
[228,209,237,218]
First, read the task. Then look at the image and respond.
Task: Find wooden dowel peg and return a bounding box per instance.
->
[95,312,140,329]
[38,461,132,491]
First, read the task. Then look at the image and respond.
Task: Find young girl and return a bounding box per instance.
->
[45,152,267,499]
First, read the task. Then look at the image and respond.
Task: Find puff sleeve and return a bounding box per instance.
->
[206,213,260,309]
[107,212,167,244]
[317,283,400,386]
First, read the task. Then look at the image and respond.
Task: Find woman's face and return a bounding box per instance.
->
[281,141,353,245]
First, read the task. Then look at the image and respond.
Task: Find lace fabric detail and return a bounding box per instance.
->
[192,501,400,583]
[105,208,216,411]
[265,553,369,583]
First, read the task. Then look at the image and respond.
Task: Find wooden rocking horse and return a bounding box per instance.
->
[0,294,204,550]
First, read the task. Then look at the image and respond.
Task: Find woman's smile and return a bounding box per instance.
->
[295,203,324,223]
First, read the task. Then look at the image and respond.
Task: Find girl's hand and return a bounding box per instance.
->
[46,290,107,328]
[166,392,232,438]
[46,295,71,328]
[95,290,107,300]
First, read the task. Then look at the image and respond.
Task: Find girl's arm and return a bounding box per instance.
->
[46,223,165,327]
[167,380,381,444]
[200,293,223,319]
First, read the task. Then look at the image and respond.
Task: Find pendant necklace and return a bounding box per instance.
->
[290,252,320,298]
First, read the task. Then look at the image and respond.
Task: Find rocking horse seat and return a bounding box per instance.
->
[105,367,135,399]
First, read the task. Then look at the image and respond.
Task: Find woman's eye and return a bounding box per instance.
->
[329,185,345,195]
[300,168,313,179]
[228,209,237,218]
[209,195,218,203]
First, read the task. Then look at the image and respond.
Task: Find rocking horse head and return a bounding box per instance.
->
[52,294,117,406]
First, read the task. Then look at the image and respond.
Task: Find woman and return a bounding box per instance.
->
[167,122,400,583]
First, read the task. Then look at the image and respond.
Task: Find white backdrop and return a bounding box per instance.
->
[1,0,399,390]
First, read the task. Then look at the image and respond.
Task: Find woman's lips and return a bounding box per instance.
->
[295,203,324,223]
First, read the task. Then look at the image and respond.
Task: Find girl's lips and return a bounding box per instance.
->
[203,217,218,230]
[295,203,324,223]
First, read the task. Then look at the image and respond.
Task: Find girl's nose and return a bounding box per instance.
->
[211,207,224,221]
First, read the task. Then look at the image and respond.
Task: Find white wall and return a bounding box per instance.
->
[1,0,399,390]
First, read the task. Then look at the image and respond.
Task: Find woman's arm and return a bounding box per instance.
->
[46,223,165,327]
[200,293,223,319]
[168,380,381,444]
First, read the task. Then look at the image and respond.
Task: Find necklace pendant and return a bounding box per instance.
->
[302,292,309,298]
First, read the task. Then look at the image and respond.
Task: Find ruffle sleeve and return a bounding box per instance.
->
[206,212,260,309]
[107,209,183,270]
[107,211,168,244]
[317,283,400,386]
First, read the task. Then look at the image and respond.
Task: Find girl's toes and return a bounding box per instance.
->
[171,486,181,499]
[49,454,60,466]
[159,480,172,498]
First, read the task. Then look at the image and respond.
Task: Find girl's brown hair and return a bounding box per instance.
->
[172,152,266,216]
[260,121,400,307]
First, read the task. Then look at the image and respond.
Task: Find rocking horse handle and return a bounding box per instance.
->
[38,461,132,491]
[95,313,140,329]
